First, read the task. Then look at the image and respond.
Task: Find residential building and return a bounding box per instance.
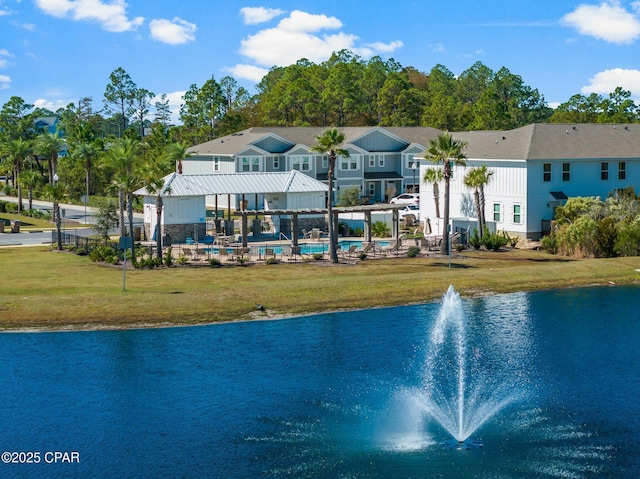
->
[182,124,640,240]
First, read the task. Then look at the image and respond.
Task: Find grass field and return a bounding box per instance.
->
[1,245,639,331]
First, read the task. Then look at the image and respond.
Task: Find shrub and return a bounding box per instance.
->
[164,249,173,267]
[89,245,119,264]
[209,258,221,267]
[614,221,640,256]
[541,234,558,254]
[358,252,368,260]
[407,246,419,257]
[312,252,323,261]
[265,257,279,265]
[372,221,390,237]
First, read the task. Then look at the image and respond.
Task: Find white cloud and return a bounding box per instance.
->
[32,97,70,110]
[226,64,269,83]
[34,0,144,33]
[0,48,12,68]
[237,9,402,69]
[561,1,640,43]
[581,68,640,95]
[239,6,285,25]
[0,74,10,89]
[363,40,404,53]
[149,17,196,45]
[277,10,342,32]
[430,42,446,53]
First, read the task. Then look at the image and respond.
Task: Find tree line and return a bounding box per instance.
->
[2,50,640,261]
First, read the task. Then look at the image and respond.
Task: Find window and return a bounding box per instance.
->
[543,163,551,182]
[493,203,501,222]
[241,157,260,172]
[292,156,310,171]
[601,162,608,180]
[322,156,328,168]
[370,154,385,167]
[562,163,570,181]
[513,204,522,224]
[340,155,358,170]
[619,161,626,180]
[213,157,219,172]
[273,157,279,169]
[368,183,375,196]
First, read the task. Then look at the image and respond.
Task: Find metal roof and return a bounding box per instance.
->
[135,170,328,197]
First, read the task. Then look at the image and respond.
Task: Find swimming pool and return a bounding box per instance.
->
[205,240,390,256]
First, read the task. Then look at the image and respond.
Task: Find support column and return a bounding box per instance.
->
[241,212,248,247]
[291,213,299,247]
[392,210,399,239]
[364,211,372,242]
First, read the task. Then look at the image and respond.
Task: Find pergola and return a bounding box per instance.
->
[234,204,410,248]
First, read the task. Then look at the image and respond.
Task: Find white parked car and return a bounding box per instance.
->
[390,193,419,205]
[399,204,421,221]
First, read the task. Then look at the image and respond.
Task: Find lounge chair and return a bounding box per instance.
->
[383,241,401,255]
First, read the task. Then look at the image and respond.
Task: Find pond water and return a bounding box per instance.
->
[0,285,639,478]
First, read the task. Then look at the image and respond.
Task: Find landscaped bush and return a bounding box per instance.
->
[209,258,222,267]
[265,257,279,264]
[407,246,419,257]
[312,253,323,261]
[164,249,173,267]
[469,229,510,251]
[541,234,558,254]
[372,221,390,237]
[89,245,119,264]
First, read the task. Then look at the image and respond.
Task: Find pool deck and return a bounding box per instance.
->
[164,235,437,264]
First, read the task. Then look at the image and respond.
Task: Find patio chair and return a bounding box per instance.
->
[383,241,401,255]
[263,248,276,261]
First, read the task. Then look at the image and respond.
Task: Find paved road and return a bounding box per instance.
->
[0,195,143,247]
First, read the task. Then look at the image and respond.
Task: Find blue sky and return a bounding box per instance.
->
[2,0,640,124]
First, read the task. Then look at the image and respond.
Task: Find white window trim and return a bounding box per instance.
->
[290,155,312,172]
[493,202,502,223]
[513,204,522,224]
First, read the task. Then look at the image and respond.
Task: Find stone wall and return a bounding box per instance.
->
[145,223,206,244]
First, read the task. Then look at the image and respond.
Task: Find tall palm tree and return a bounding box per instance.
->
[164,141,192,174]
[423,167,444,218]
[43,181,68,251]
[424,132,467,254]
[19,169,41,212]
[73,142,100,205]
[35,132,65,185]
[311,127,349,264]
[1,138,33,214]
[464,166,493,237]
[103,138,144,262]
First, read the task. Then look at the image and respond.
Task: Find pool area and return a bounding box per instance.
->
[201,239,391,259]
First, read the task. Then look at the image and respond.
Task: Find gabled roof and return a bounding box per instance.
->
[187,124,640,162]
[135,171,328,197]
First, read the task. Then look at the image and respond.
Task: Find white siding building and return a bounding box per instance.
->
[180,124,639,240]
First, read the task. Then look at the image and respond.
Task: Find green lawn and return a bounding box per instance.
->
[1,246,638,331]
